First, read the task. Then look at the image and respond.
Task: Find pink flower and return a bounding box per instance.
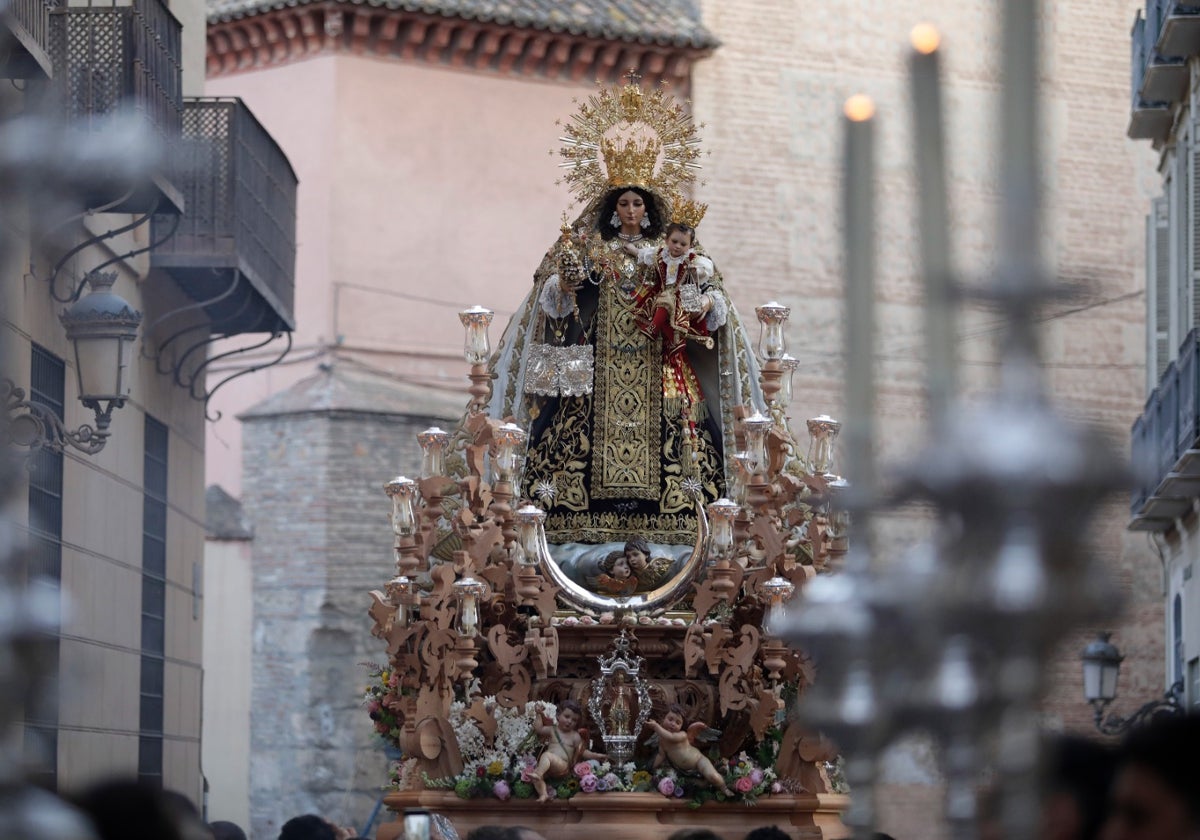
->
[735,776,754,794]
[750,769,764,785]
[520,769,532,782]
[771,781,783,794]
[367,700,381,714]
[580,774,598,793]
[493,780,511,801]
[574,761,593,779]
[657,777,676,797]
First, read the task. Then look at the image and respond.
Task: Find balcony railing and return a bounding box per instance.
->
[1130,329,1200,530]
[1157,0,1200,57]
[1,0,55,78]
[47,0,183,212]
[1129,2,1188,143]
[151,98,297,336]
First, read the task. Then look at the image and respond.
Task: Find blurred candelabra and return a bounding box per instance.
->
[774,6,1126,839]
[0,56,160,837]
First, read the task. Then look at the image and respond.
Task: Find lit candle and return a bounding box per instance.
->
[909,23,956,426]
[1000,0,1041,283]
[842,94,876,524]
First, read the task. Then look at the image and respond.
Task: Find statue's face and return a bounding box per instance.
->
[557,708,580,731]
[625,547,648,572]
[663,711,684,733]
[616,191,646,229]
[666,229,692,257]
[611,556,631,579]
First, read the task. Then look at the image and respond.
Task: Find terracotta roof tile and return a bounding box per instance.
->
[206,0,718,49]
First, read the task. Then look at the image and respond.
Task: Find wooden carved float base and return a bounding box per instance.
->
[378,791,851,840]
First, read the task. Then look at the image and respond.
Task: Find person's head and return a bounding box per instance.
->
[466,827,520,840]
[72,780,188,840]
[667,829,724,840]
[1037,734,1115,840]
[597,187,663,239]
[210,822,248,840]
[744,826,790,840]
[511,827,547,840]
[663,702,687,732]
[1102,713,1200,840]
[279,814,337,840]
[664,223,695,258]
[557,698,583,731]
[624,536,651,571]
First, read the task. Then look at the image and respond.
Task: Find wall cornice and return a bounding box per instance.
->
[206,6,711,90]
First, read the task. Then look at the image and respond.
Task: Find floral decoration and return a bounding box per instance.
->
[379,690,796,807]
[361,661,404,751]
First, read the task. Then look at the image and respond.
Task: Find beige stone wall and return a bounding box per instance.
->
[202,537,254,827]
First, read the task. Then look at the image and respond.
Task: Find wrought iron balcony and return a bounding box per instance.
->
[0,0,55,78]
[47,0,183,213]
[1130,329,1200,530]
[1128,6,1183,143]
[1157,0,1200,57]
[151,97,297,336]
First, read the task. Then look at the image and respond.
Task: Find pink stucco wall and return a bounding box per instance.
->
[204,59,580,495]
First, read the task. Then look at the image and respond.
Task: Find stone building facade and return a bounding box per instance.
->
[236,363,461,836]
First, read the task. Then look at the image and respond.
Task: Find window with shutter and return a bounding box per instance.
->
[1179,136,1193,338]
[1153,196,1171,383]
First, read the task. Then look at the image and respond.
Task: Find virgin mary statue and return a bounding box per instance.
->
[482,79,765,567]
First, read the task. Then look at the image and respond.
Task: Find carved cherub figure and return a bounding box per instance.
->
[645,703,732,797]
[589,551,639,596]
[528,699,606,803]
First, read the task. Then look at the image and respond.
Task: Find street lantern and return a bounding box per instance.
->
[1080,632,1122,709]
[4,271,142,456]
[1080,632,1184,735]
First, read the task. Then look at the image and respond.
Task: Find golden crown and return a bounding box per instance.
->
[557,71,702,204]
[601,135,661,189]
[670,197,708,229]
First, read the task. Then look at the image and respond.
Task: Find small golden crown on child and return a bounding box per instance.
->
[671,198,708,229]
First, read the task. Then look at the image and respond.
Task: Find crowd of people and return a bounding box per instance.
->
[56,712,1198,840]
